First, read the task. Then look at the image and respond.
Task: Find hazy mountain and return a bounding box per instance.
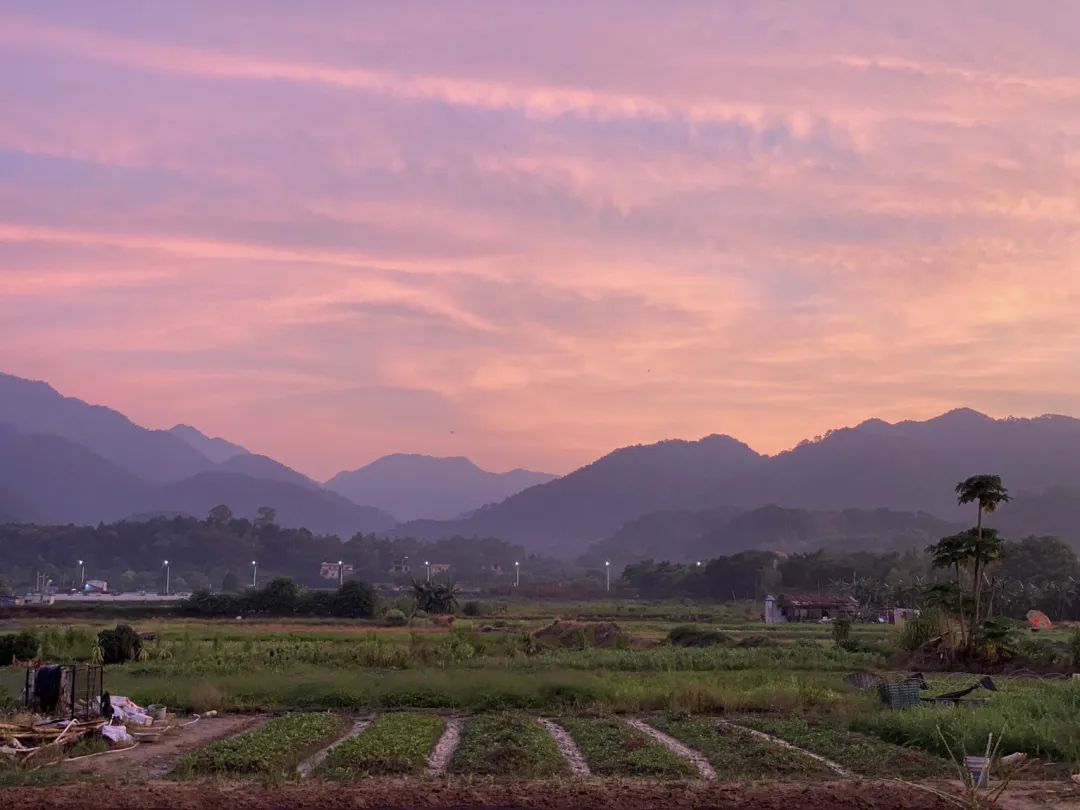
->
[218,454,319,490]
[394,436,764,553]
[710,409,1080,521]
[153,472,396,537]
[396,411,1080,553]
[326,454,557,522]
[168,424,248,463]
[584,505,962,566]
[0,373,212,483]
[0,422,151,524]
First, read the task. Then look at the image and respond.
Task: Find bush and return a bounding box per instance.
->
[832,616,853,650]
[463,600,483,617]
[384,609,408,627]
[667,625,732,648]
[895,609,947,653]
[97,624,142,664]
[0,630,40,664]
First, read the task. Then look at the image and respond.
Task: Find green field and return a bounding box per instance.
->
[1,603,1078,793]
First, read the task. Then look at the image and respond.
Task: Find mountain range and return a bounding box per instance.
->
[4,371,1080,560]
[0,373,551,534]
[396,409,1080,556]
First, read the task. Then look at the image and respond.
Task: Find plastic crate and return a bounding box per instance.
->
[879,680,922,709]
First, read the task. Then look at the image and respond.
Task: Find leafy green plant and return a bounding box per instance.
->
[450,712,567,777]
[667,625,732,648]
[560,716,695,778]
[318,713,444,779]
[175,712,345,777]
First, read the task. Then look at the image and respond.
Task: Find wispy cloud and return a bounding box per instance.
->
[2,2,1080,477]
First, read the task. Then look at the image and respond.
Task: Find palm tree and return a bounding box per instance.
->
[927,532,974,646]
[955,475,1010,643]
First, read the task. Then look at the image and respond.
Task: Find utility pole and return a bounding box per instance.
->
[514,561,520,587]
[163,560,170,595]
[425,560,431,582]
[338,560,344,587]
[251,560,257,588]
[78,560,85,589]
[605,561,611,593]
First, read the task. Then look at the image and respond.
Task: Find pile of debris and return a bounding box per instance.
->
[533,619,630,650]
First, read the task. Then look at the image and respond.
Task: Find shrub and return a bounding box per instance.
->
[463,600,483,617]
[0,630,40,665]
[384,608,408,626]
[895,609,947,653]
[97,624,142,664]
[667,625,732,648]
[1069,627,1080,669]
[832,616,852,650]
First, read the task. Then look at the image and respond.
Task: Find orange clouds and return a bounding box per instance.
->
[2,3,1080,478]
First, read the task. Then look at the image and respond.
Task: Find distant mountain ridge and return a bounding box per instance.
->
[325,453,557,522]
[168,424,248,463]
[397,410,1080,554]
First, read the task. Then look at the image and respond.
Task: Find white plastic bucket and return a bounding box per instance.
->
[965,755,989,788]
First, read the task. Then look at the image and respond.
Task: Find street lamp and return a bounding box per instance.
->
[163,560,170,595]
[425,560,431,582]
[695,560,702,568]
[251,560,257,588]
[77,559,85,589]
[338,559,344,587]
[605,561,611,593]
[514,561,520,587]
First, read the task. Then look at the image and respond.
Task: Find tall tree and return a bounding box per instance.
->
[955,475,1010,642]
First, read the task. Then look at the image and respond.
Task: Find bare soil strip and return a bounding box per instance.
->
[297,718,372,778]
[0,778,958,809]
[625,718,716,780]
[426,715,463,777]
[537,717,591,777]
[717,720,852,778]
[61,714,268,781]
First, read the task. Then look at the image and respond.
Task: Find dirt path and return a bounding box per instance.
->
[625,718,715,780]
[0,778,958,809]
[426,716,464,776]
[62,714,267,781]
[718,720,852,778]
[297,718,371,777]
[537,718,590,777]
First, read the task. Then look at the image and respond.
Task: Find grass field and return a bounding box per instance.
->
[1,602,1078,796]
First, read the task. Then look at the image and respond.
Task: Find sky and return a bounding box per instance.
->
[2,2,1080,480]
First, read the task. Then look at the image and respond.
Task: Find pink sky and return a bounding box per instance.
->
[2,2,1080,479]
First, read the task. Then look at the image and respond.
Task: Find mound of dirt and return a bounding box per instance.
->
[533,619,630,650]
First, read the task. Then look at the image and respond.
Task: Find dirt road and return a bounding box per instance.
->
[62,714,266,780]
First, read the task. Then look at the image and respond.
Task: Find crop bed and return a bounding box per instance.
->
[175,713,346,778]
[649,715,833,780]
[450,712,568,777]
[560,716,696,778]
[738,716,949,779]
[317,713,445,779]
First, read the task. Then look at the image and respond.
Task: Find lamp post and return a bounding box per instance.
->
[605,561,611,593]
[337,559,344,587]
[163,560,170,595]
[425,560,431,582]
[514,561,520,587]
[77,559,85,590]
[251,560,257,588]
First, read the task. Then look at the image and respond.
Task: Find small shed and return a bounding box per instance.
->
[764,592,858,624]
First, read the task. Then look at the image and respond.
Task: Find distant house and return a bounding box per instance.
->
[429,563,451,576]
[764,593,858,624]
[83,579,108,594]
[319,562,354,581]
[390,558,412,574]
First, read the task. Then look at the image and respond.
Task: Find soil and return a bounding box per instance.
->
[537,718,590,777]
[625,718,716,780]
[1,777,961,809]
[427,716,464,776]
[61,714,267,780]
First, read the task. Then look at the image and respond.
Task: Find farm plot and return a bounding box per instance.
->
[648,715,834,780]
[174,712,346,778]
[559,716,696,778]
[737,716,949,779]
[449,712,568,777]
[316,712,445,779]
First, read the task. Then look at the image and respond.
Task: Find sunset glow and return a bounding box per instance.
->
[3,2,1080,478]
